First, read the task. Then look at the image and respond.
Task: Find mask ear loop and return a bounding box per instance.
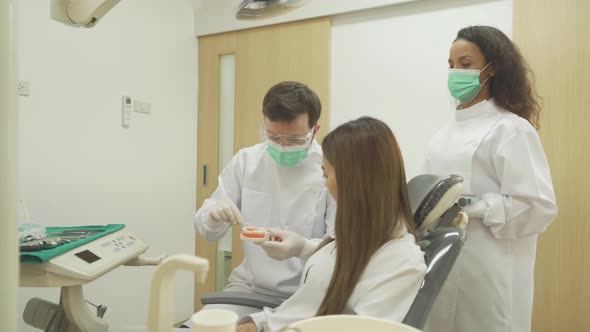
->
[479,60,494,85]
[480,60,492,72]
[259,118,269,143]
[305,126,318,151]
[459,61,495,106]
[477,62,494,99]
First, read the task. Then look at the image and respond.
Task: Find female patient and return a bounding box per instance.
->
[238,116,427,332]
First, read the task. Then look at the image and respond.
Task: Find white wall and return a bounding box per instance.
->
[17,1,198,330]
[331,0,513,178]
[194,0,418,36]
[1,0,19,331]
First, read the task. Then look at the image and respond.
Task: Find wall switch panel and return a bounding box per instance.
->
[122,96,132,128]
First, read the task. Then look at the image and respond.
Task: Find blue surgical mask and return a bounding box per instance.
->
[448,62,492,103]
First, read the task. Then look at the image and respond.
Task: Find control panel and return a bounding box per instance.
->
[20,229,148,287]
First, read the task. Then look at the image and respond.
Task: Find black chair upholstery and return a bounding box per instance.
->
[402,226,465,329]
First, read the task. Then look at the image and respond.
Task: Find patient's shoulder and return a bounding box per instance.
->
[370,233,426,272]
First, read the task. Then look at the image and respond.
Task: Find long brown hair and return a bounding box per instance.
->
[316,116,415,316]
[456,26,542,129]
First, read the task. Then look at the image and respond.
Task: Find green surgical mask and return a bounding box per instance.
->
[266,140,309,167]
[448,62,492,103]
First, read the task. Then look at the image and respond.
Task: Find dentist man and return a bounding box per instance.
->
[192,81,335,324]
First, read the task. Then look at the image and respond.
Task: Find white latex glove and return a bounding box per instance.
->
[208,198,243,225]
[463,199,487,219]
[258,228,317,261]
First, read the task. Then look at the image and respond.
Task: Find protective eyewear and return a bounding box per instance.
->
[263,129,314,146]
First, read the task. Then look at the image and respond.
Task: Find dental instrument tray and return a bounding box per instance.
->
[20,224,126,264]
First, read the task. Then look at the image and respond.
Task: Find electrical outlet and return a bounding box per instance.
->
[17,81,30,96]
[134,100,151,114]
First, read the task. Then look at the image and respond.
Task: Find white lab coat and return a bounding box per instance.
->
[422,99,558,332]
[194,141,336,299]
[248,232,427,332]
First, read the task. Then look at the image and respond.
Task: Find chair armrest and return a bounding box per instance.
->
[200,291,283,309]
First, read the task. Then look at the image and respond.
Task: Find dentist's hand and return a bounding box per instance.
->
[208,198,243,225]
[259,228,317,261]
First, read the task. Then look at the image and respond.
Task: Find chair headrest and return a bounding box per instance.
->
[407,174,463,232]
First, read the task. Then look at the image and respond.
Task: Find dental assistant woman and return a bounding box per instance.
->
[237,117,426,332]
[193,81,335,321]
[423,26,558,332]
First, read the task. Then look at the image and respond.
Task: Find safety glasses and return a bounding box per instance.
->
[262,128,314,146]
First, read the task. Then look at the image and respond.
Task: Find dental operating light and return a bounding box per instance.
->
[236,0,312,20]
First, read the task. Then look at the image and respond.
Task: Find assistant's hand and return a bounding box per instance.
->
[236,322,257,332]
[208,198,244,225]
[452,211,469,228]
[463,199,487,219]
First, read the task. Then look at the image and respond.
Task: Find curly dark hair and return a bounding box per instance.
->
[456,26,541,129]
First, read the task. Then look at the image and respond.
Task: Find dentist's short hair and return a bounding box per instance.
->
[262,81,321,128]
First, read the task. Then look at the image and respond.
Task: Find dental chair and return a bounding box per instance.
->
[402,174,467,330]
[201,174,467,331]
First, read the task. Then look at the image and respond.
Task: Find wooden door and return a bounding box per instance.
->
[513,1,590,331]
